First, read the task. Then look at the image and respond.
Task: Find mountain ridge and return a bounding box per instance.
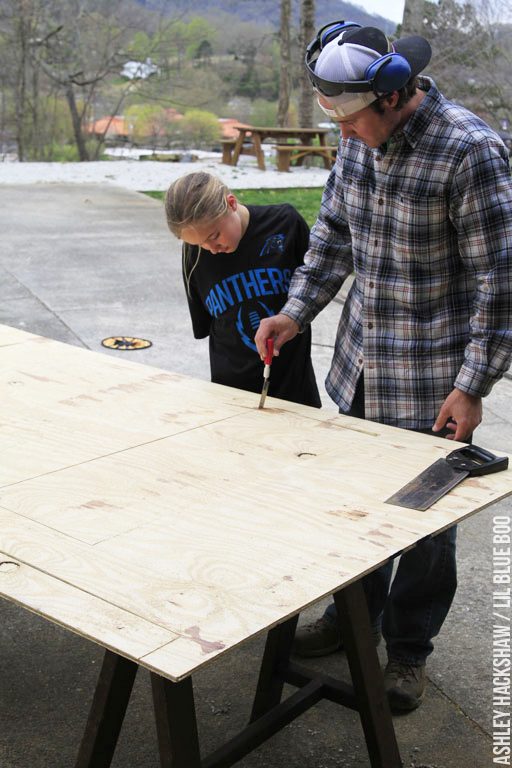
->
[135,0,398,36]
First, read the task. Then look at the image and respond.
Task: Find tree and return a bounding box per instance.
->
[298,0,315,127]
[125,102,163,145]
[195,39,212,63]
[0,2,283,159]
[420,0,512,128]
[27,1,142,160]
[184,17,215,60]
[401,0,424,35]
[0,0,178,160]
[0,0,44,160]
[180,108,219,148]
[277,0,291,126]
[397,2,512,132]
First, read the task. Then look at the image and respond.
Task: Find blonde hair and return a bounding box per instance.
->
[164,172,231,295]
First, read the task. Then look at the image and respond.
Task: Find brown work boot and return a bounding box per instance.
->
[292,616,381,658]
[292,617,342,657]
[384,659,426,712]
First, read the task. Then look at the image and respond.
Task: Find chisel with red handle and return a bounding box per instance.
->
[258,337,274,409]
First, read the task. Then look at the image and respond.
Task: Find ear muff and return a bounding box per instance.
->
[305,21,414,97]
[319,21,361,49]
[364,52,411,92]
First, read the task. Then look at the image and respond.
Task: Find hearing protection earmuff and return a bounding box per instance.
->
[305,20,362,66]
[305,20,412,96]
[318,20,361,49]
[365,53,411,93]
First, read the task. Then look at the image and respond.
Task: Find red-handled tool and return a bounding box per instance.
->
[258,337,274,409]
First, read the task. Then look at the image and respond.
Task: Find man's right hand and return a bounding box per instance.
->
[255,314,299,359]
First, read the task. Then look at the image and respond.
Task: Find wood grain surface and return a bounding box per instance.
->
[0,324,511,681]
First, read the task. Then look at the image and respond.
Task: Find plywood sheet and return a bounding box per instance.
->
[0,549,178,661]
[0,335,254,485]
[0,323,511,681]
[0,323,36,347]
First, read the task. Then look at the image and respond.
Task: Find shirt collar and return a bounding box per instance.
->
[400,76,439,149]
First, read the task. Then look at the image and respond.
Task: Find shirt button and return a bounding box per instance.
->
[374,239,378,246]
[368,322,374,329]
[378,198,384,205]
[358,358,364,365]
[369,281,375,288]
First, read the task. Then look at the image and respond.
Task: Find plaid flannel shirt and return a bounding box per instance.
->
[282,78,512,429]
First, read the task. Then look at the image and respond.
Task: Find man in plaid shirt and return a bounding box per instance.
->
[255,21,512,711]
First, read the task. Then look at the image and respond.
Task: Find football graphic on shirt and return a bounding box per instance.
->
[236,301,275,352]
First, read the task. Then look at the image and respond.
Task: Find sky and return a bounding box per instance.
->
[354,0,406,25]
[353,1,512,30]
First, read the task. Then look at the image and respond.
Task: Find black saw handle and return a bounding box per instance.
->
[445,444,509,476]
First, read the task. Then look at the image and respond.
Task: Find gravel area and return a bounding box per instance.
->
[0,154,331,191]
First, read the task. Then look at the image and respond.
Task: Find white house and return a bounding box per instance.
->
[121,58,160,80]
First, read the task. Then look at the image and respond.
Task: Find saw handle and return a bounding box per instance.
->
[445,444,509,476]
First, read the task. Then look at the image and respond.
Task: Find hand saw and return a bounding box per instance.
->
[385,444,508,511]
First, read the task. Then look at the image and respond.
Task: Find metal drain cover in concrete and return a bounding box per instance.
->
[101,336,152,350]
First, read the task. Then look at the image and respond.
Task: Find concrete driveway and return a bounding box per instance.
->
[0,183,509,768]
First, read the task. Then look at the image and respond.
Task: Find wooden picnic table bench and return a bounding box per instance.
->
[229,124,331,170]
[273,143,338,172]
[220,138,254,165]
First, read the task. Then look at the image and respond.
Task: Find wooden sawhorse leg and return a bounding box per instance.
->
[250,614,298,721]
[334,582,401,767]
[75,651,138,768]
[75,650,201,768]
[75,581,400,768]
[248,580,401,768]
[151,673,201,768]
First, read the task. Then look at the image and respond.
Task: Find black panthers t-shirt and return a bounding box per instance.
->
[183,203,321,407]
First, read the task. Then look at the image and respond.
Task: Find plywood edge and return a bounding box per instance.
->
[0,323,40,347]
[136,550,395,682]
[0,551,179,662]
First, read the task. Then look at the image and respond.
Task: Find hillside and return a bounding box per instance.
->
[136,0,398,35]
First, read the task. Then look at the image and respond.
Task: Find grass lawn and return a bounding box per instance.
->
[144,188,323,228]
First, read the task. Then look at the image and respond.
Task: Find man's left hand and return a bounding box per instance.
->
[432,389,482,441]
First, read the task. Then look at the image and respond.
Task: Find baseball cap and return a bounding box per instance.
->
[307,24,431,117]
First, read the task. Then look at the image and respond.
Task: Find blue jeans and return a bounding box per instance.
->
[324,373,458,665]
[325,526,457,664]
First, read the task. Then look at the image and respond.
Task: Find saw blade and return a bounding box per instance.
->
[385,458,468,511]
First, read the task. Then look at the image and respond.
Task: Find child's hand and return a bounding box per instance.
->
[255,315,299,359]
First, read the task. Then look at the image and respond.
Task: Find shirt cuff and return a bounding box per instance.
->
[280,297,314,333]
[454,365,495,398]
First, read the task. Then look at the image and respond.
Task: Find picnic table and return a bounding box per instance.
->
[227,124,334,171]
[1,322,511,768]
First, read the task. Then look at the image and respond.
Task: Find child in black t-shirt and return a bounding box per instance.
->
[164,171,321,408]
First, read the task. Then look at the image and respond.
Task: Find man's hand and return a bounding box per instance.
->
[255,314,299,359]
[432,388,482,441]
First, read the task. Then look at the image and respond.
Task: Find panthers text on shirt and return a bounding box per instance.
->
[204,267,292,318]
